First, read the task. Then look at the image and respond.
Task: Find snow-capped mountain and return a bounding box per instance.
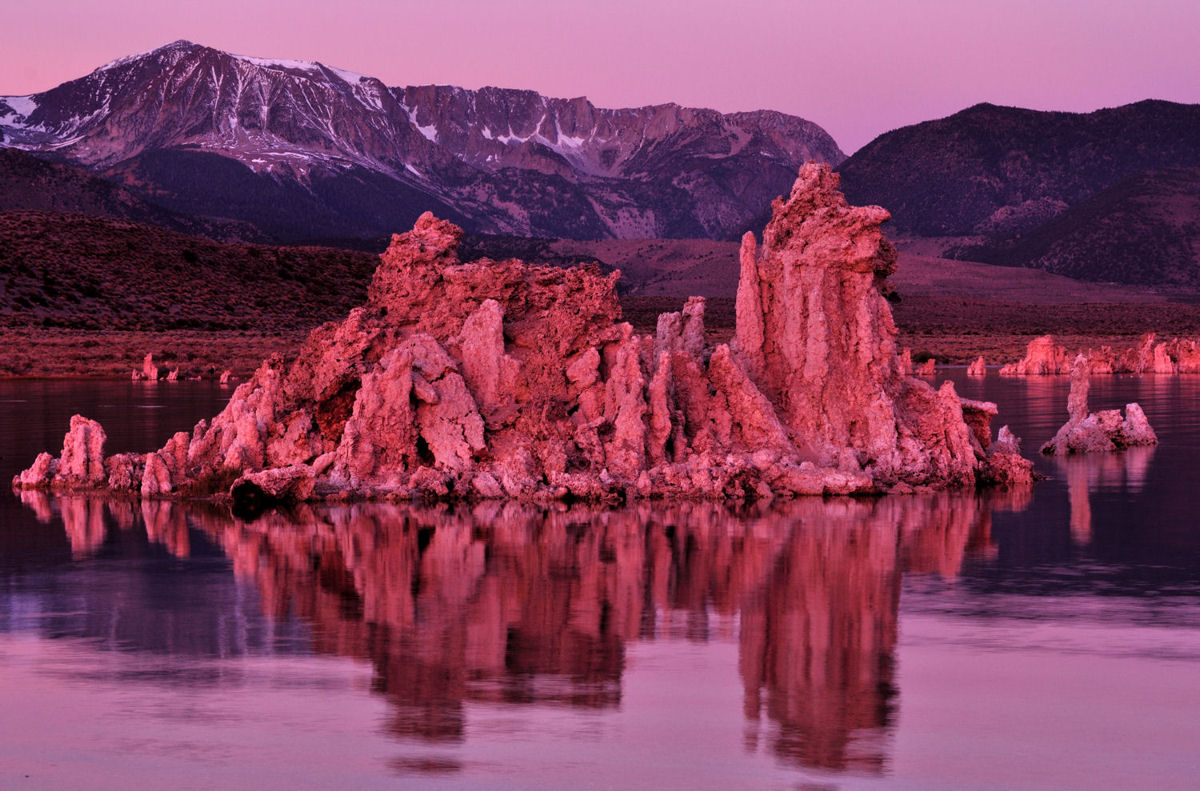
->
[0,40,845,241]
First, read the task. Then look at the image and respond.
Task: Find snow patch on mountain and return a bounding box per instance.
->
[95,40,197,74]
[233,53,368,86]
[1,96,38,121]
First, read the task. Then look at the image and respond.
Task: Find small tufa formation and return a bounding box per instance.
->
[915,359,936,377]
[1041,355,1158,455]
[15,164,1032,504]
[967,356,986,377]
[132,352,161,381]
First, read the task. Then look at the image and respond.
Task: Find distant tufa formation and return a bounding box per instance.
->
[14,164,1032,505]
[1001,333,1200,375]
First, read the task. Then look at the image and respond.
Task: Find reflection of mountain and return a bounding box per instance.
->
[20,492,1004,771]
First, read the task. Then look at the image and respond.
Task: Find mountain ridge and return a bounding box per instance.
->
[1,40,844,242]
[835,99,1200,285]
[837,99,1200,237]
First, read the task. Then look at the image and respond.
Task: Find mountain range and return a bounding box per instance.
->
[4,41,1200,287]
[0,40,843,242]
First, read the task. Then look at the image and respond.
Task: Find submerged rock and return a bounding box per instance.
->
[1041,355,1158,455]
[14,164,1032,503]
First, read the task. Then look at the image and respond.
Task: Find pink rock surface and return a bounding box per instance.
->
[967,356,986,377]
[14,165,1032,503]
[1041,355,1159,455]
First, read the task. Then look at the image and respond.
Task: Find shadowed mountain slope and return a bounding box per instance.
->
[0,147,263,241]
[956,168,1200,285]
[837,100,1200,238]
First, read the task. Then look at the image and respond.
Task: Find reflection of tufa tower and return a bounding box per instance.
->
[738,509,900,772]
[738,496,992,771]
[42,496,996,763]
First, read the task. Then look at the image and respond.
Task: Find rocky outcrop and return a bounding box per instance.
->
[14,164,1032,503]
[1041,355,1158,455]
[967,356,986,377]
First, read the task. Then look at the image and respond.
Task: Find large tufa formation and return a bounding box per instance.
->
[14,164,1031,504]
[1041,355,1158,455]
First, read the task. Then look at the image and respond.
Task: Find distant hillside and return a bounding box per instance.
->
[837,100,1200,237]
[3,205,1177,344]
[0,148,263,242]
[953,168,1200,285]
[0,211,376,330]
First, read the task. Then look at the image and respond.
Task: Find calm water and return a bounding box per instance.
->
[1,374,1199,790]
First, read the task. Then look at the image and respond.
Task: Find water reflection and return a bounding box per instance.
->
[1055,446,1156,545]
[15,490,1024,773]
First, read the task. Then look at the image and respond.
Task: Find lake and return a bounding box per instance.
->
[1,374,1199,790]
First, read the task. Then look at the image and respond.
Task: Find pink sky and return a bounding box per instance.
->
[2,0,1198,153]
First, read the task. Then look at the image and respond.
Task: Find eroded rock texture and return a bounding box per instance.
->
[14,164,1031,503]
[1041,355,1158,455]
